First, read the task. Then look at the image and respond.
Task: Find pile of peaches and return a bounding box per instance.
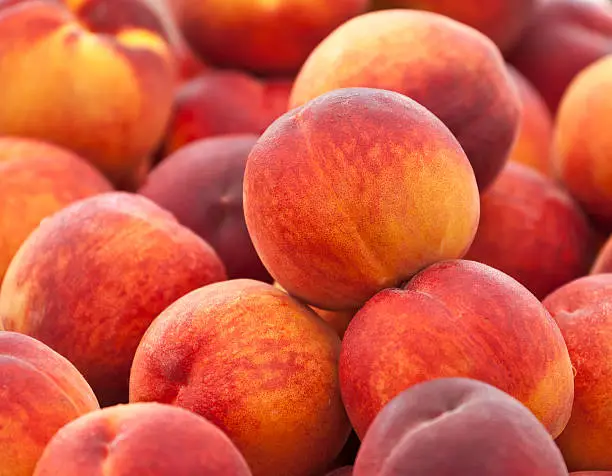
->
[2,0,612,475]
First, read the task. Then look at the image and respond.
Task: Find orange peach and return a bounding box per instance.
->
[173,0,369,75]
[290,10,521,190]
[370,0,537,51]
[129,279,351,476]
[340,260,574,439]
[543,274,612,471]
[0,192,226,406]
[165,70,292,154]
[507,65,555,175]
[508,0,612,113]
[0,0,175,190]
[554,55,612,231]
[0,137,112,283]
[33,403,252,476]
[0,332,99,476]
[353,378,568,476]
[592,235,612,274]
[244,87,480,311]
[140,135,270,281]
[465,162,593,299]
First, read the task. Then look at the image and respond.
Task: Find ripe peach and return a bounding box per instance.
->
[165,70,292,154]
[129,279,350,476]
[340,260,574,439]
[290,10,521,190]
[353,378,568,476]
[554,55,612,231]
[508,0,612,113]
[543,274,612,471]
[465,162,593,299]
[140,135,270,281]
[507,65,554,175]
[173,0,369,75]
[0,137,112,283]
[0,0,175,190]
[0,332,99,476]
[0,192,226,406]
[33,403,251,476]
[245,87,480,311]
[370,0,537,51]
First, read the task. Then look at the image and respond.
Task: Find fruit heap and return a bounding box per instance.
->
[2,0,612,475]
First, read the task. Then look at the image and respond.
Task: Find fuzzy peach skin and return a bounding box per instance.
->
[129,279,351,476]
[507,0,612,113]
[0,137,112,283]
[370,0,537,51]
[140,135,270,282]
[353,378,568,476]
[0,332,99,476]
[33,403,251,476]
[165,70,292,154]
[340,260,574,439]
[0,0,175,190]
[554,55,612,231]
[172,0,368,75]
[543,274,612,471]
[465,162,593,299]
[244,88,480,311]
[507,65,555,176]
[0,192,226,407]
[290,10,520,190]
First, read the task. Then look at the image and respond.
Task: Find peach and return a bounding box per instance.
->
[327,468,353,476]
[129,279,351,476]
[290,10,521,190]
[0,137,112,283]
[0,332,99,476]
[33,403,251,476]
[370,0,537,51]
[465,162,593,299]
[0,0,175,190]
[592,235,612,274]
[353,378,568,476]
[340,260,574,439]
[0,192,226,406]
[140,135,270,281]
[508,0,612,113]
[554,55,612,231]
[164,70,292,154]
[507,65,555,176]
[244,87,480,311]
[543,274,612,471]
[173,0,368,75]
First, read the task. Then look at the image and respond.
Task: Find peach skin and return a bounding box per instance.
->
[0,0,175,190]
[140,135,271,282]
[544,274,612,471]
[33,403,252,476]
[0,137,112,283]
[244,87,480,311]
[173,0,369,75]
[554,54,612,231]
[465,162,593,299]
[290,9,521,190]
[0,192,226,407]
[370,0,537,51]
[507,65,555,176]
[508,0,612,113]
[129,279,351,476]
[0,332,99,476]
[340,260,574,439]
[353,378,568,476]
[165,70,292,154]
